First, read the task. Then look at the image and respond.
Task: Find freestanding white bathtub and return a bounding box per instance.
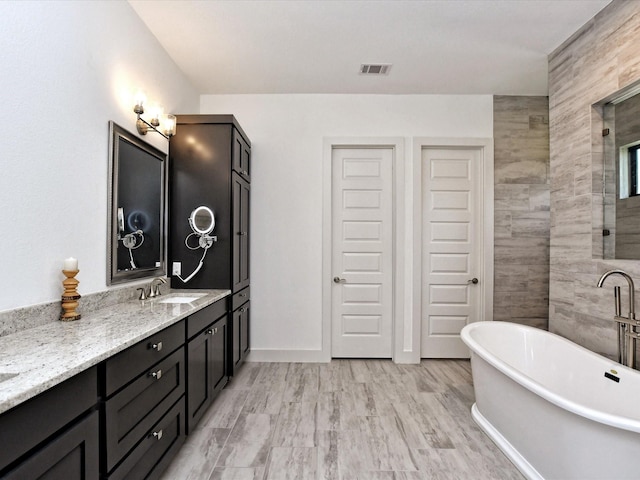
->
[461,321,640,480]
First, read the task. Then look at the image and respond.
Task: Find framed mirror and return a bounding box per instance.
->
[107,121,167,284]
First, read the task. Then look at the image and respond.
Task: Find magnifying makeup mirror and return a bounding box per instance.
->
[117,207,145,269]
[176,205,217,283]
[189,206,215,236]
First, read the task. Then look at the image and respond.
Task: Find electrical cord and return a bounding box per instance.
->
[121,230,145,269]
[176,243,211,283]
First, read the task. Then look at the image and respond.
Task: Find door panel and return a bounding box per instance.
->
[232,173,249,292]
[332,147,393,358]
[421,147,481,358]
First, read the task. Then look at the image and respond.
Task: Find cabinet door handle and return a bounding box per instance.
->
[151,430,163,441]
[149,369,162,380]
[239,293,246,297]
[237,232,247,236]
[149,341,163,352]
[242,170,248,176]
[207,328,218,335]
[239,307,245,313]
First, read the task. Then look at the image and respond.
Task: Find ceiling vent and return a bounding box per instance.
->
[360,64,392,75]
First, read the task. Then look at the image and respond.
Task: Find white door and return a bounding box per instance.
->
[421,147,482,358]
[331,147,393,358]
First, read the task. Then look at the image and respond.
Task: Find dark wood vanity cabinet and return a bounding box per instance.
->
[104,400,185,480]
[0,296,231,480]
[232,128,251,182]
[185,300,228,433]
[169,114,251,293]
[0,367,99,480]
[232,173,250,292]
[170,115,251,377]
[102,321,186,479]
[230,288,250,375]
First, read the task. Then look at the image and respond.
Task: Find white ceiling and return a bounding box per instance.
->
[129,0,611,96]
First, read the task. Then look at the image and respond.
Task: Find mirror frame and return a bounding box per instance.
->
[107,121,168,284]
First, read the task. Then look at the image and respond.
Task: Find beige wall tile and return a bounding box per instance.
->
[548,0,640,355]
[493,95,550,328]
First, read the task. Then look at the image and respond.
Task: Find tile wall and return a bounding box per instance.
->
[548,0,640,359]
[493,96,550,329]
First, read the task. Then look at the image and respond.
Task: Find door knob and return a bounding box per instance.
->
[333,276,346,284]
[468,278,479,284]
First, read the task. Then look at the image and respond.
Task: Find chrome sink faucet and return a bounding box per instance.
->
[597,269,637,368]
[138,277,167,300]
[148,277,167,298]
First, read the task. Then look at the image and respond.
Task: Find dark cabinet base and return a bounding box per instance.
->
[186,315,228,433]
[229,296,250,377]
[169,115,251,382]
[0,368,98,478]
[104,348,186,472]
[106,399,185,480]
[2,410,99,480]
[0,299,230,480]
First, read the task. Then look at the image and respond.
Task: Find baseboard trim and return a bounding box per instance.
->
[471,403,541,480]
[246,349,329,363]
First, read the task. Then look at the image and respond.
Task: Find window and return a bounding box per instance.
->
[619,142,640,199]
[630,144,640,196]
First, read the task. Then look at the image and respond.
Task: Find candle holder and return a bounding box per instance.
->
[61,270,81,321]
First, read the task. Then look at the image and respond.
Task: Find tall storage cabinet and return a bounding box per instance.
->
[169,115,251,376]
[232,173,250,292]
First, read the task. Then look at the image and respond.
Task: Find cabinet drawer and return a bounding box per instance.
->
[3,410,99,480]
[0,367,97,473]
[232,286,250,311]
[186,300,228,339]
[104,348,185,472]
[107,399,185,480]
[105,321,184,396]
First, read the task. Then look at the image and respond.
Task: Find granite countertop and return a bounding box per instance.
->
[0,289,230,415]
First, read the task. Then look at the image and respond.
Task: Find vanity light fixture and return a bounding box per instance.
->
[133,91,176,140]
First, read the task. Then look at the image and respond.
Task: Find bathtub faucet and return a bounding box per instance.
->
[597,269,638,368]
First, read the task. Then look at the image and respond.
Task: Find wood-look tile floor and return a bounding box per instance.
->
[160,360,523,480]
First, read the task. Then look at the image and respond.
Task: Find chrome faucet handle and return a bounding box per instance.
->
[137,287,148,300]
[147,277,167,298]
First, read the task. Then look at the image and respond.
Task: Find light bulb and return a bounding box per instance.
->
[133,90,146,114]
[149,104,163,127]
[162,114,177,137]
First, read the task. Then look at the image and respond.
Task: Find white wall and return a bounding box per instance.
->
[200,94,493,358]
[0,1,199,312]
[0,0,494,359]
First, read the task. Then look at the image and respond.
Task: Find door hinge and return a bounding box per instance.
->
[603,128,610,137]
[603,229,611,236]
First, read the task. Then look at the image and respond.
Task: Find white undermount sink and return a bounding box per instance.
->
[156,293,207,304]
